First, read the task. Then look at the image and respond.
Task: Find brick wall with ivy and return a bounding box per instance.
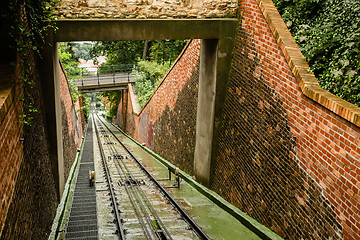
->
[210,0,360,239]
[0,67,23,237]
[0,52,58,239]
[0,0,82,238]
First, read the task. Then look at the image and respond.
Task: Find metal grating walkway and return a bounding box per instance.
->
[65,117,98,239]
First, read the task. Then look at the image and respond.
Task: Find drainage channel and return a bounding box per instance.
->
[93,113,209,240]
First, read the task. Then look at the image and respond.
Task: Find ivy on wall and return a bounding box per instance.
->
[273,0,360,106]
[1,0,58,124]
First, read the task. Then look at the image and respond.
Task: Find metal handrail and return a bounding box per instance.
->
[78,64,138,75]
[75,63,139,86]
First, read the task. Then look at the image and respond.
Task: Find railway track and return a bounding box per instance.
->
[92,113,210,240]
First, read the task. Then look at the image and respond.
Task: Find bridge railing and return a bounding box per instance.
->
[76,64,139,86]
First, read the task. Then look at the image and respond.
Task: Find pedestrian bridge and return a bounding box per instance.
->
[74,64,138,93]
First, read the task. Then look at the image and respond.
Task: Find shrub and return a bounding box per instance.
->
[134,61,169,107]
[273,0,360,106]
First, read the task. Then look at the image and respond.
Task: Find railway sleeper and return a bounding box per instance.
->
[119,178,145,186]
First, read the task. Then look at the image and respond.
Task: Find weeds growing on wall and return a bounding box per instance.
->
[1,0,59,124]
[273,0,360,106]
[100,91,121,119]
[59,42,81,101]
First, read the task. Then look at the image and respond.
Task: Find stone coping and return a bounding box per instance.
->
[53,0,238,20]
[0,85,15,125]
[256,0,360,127]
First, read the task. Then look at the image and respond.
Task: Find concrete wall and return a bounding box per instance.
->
[210,0,360,239]
[116,39,200,174]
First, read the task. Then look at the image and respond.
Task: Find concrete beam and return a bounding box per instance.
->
[53,43,65,197]
[78,87,127,93]
[121,89,128,131]
[54,19,238,41]
[52,17,238,189]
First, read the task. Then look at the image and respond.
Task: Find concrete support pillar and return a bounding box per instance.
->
[194,37,235,187]
[194,39,218,186]
[39,39,65,200]
[121,89,128,131]
[79,95,86,129]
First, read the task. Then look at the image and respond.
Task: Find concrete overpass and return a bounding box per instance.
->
[74,64,138,93]
[41,10,238,196]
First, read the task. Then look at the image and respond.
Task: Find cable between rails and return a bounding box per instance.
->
[96,114,211,240]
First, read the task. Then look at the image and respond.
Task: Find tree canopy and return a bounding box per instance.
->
[90,41,145,65]
[89,40,188,66]
[273,0,360,106]
[89,40,188,114]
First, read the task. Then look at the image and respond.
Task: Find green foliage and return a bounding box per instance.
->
[89,92,101,103]
[273,0,360,106]
[90,40,188,66]
[79,92,101,120]
[58,42,81,101]
[90,41,145,65]
[81,93,91,120]
[72,42,93,60]
[2,0,58,53]
[134,61,169,107]
[148,40,188,65]
[100,91,122,119]
[90,40,188,114]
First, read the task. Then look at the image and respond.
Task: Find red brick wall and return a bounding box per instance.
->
[0,82,23,236]
[0,51,58,239]
[59,61,84,181]
[211,0,360,239]
[117,3,360,238]
[120,39,200,173]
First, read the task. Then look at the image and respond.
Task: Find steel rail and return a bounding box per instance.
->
[97,119,153,240]
[97,115,211,240]
[106,134,172,240]
[105,135,156,240]
[95,115,171,240]
[93,114,126,240]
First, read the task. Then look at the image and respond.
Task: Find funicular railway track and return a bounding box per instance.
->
[93,113,210,240]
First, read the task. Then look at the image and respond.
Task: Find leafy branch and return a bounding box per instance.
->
[273,0,360,106]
